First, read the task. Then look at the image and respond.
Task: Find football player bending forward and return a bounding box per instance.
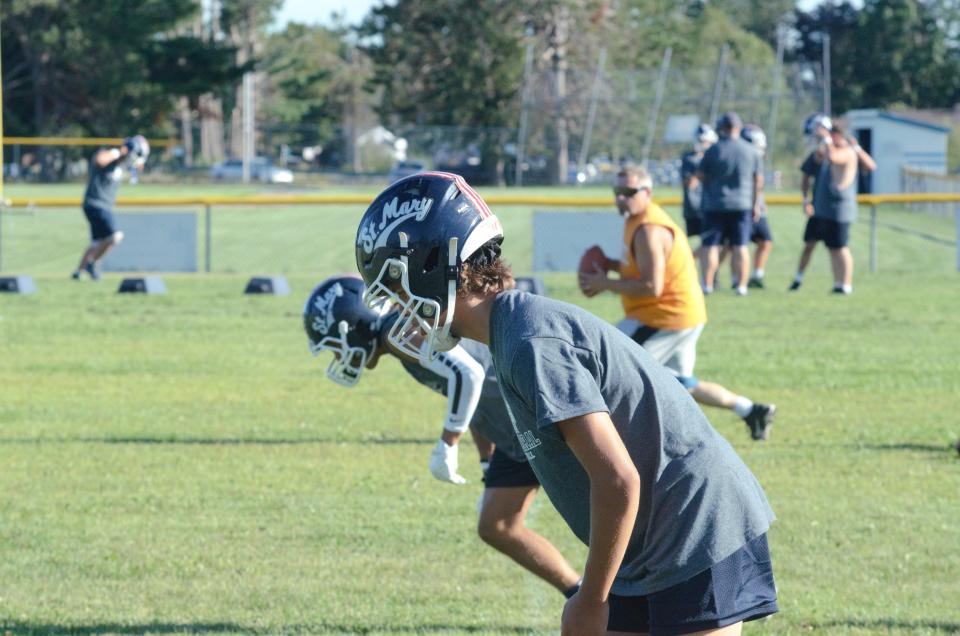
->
[304,274,582,599]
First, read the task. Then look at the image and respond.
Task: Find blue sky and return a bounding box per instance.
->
[273,0,861,30]
[274,0,379,29]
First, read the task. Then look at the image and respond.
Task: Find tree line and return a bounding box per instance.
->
[3,0,960,179]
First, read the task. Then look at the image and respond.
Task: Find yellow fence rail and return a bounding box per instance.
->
[2,193,958,273]
[2,136,178,148]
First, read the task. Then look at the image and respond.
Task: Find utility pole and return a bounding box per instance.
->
[577,47,607,179]
[767,28,785,170]
[515,35,535,187]
[550,5,569,185]
[822,32,832,115]
[708,44,730,126]
[641,47,672,167]
[241,71,254,183]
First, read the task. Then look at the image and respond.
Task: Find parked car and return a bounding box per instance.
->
[210,158,294,184]
[388,160,425,183]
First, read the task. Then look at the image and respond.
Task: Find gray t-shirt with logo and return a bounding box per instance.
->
[699,137,762,213]
[488,290,774,595]
[400,338,524,462]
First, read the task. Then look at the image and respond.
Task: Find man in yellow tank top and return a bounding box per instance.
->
[579,166,777,440]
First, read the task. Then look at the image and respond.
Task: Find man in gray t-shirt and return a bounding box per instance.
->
[696,111,764,296]
[303,276,583,600]
[790,121,876,294]
[355,171,779,635]
[71,135,149,281]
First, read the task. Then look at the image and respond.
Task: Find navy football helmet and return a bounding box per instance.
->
[123,135,150,166]
[695,123,719,145]
[303,274,391,387]
[803,113,832,136]
[355,171,503,363]
[741,124,767,156]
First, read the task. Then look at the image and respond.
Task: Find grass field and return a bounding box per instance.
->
[1,183,958,635]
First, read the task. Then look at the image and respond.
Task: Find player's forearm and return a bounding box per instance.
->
[95,148,122,168]
[578,468,640,603]
[602,276,661,298]
[854,145,877,172]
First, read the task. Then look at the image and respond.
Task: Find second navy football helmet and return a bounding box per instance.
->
[803,113,833,136]
[741,124,768,155]
[695,123,719,145]
[355,171,504,363]
[303,274,391,387]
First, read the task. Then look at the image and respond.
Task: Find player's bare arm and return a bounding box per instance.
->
[752,171,765,221]
[853,143,877,173]
[558,411,640,636]
[800,174,814,216]
[580,225,672,298]
[94,147,122,168]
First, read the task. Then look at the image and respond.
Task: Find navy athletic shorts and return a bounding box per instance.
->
[701,210,752,247]
[606,534,778,635]
[803,217,849,249]
[750,215,773,243]
[684,216,703,238]
[484,447,539,489]
[83,205,118,241]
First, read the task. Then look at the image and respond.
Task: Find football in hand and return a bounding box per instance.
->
[578,245,608,296]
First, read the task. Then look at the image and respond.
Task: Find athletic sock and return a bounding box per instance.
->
[753,268,764,279]
[702,284,713,294]
[793,272,804,284]
[841,284,853,293]
[733,396,754,418]
[735,285,748,296]
[562,580,583,599]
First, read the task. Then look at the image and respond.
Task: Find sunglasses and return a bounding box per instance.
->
[613,186,648,198]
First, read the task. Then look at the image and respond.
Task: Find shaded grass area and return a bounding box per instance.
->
[0,184,958,635]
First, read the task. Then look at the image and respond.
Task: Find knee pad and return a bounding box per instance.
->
[676,375,699,390]
[110,231,124,245]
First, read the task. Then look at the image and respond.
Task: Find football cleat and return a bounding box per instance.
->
[84,262,101,281]
[744,403,777,441]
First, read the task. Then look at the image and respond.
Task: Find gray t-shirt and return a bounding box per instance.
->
[813,155,858,223]
[489,290,774,595]
[82,152,123,212]
[699,137,762,213]
[400,339,524,461]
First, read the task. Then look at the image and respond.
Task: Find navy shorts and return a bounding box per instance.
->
[701,210,752,247]
[484,448,539,489]
[607,534,778,635]
[684,216,703,238]
[751,215,773,243]
[83,205,118,241]
[803,217,849,249]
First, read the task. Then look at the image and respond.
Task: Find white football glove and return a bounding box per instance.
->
[429,439,466,485]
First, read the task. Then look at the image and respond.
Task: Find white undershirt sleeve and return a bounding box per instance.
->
[420,345,485,434]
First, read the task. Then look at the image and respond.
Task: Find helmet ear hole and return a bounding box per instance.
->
[422,246,441,274]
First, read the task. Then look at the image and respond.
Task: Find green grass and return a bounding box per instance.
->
[0,184,958,635]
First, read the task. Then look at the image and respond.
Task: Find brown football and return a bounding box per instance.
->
[578,245,608,294]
